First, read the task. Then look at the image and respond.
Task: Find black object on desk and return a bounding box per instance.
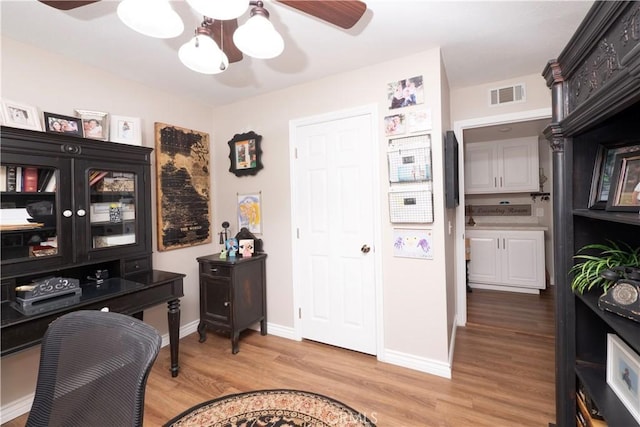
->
[196,253,267,354]
[1,270,185,377]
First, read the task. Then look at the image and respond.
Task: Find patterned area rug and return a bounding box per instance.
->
[164,389,376,427]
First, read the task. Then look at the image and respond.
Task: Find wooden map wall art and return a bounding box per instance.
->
[154,122,211,251]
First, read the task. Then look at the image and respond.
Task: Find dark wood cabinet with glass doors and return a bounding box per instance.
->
[0,126,152,279]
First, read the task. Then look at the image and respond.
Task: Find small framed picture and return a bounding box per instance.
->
[1,100,42,131]
[607,334,640,423]
[606,149,640,212]
[75,109,109,141]
[110,115,142,145]
[43,112,83,137]
[384,114,405,136]
[228,131,263,177]
[237,192,262,234]
[589,144,640,209]
[239,239,254,258]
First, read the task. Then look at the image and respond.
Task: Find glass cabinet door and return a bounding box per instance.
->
[87,169,138,250]
[1,166,58,260]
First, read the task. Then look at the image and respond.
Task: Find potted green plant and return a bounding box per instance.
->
[570,240,640,294]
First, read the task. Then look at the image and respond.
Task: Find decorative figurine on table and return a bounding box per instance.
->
[239,239,254,258]
[219,221,230,259]
[225,237,239,258]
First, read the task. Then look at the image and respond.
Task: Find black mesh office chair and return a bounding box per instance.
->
[26,310,162,427]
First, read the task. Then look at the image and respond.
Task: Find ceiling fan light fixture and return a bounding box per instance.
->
[233,13,284,59]
[117,0,183,39]
[179,32,229,75]
[186,0,249,20]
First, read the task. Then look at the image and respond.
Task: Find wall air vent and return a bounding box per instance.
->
[489,83,525,106]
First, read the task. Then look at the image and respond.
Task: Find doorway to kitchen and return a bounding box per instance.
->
[453,109,553,327]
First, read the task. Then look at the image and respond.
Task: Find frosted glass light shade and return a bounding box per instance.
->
[186,0,249,20]
[117,0,183,39]
[233,14,284,59]
[179,35,229,75]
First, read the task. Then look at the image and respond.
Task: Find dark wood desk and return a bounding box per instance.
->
[1,270,185,377]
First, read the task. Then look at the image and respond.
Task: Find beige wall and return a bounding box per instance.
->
[210,48,452,362]
[450,73,550,121]
[1,37,456,419]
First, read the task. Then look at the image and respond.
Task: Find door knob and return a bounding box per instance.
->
[361,244,371,254]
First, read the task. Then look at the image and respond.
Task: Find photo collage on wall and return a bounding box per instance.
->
[384,75,434,258]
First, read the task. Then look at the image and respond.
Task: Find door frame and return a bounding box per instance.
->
[288,104,384,355]
[454,107,551,326]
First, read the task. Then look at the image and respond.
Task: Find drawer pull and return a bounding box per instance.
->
[224,302,230,307]
[211,268,218,273]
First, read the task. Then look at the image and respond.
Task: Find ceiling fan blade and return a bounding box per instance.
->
[276,0,366,29]
[38,0,100,11]
[208,19,243,64]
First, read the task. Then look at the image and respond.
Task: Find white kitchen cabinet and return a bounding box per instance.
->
[464,136,539,194]
[466,228,545,293]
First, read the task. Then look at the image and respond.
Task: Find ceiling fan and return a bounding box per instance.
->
[38,1,367,65]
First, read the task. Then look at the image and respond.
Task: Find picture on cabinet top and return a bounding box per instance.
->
[76,109,109,141]
[43,112,82,137]
[607,149,640,212]
[387,75,424,110]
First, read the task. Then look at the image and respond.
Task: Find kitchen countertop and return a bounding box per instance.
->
[465,223,548,231]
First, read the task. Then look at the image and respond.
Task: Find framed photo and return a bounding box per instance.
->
[606,149,640,212]
[384,114,405,136]
[237,192,262,234]
[75,109,109,141]
[387,75,424,110]
[110,115,142,145]
[589,144,640,209]
[43,112,83,137]
[407,109,432,133]
[607,334,640,423]
[228,131,263,177]
[238,239,254,258]
[1,100,42,131]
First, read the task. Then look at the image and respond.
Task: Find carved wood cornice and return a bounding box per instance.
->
[543,123,565,152]
[546,2,640,137]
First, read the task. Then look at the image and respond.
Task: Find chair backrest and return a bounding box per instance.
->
[26,310,162,427]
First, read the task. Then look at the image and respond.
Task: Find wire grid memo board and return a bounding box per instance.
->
[389,186,434,223]
[387,134,432,183]
[388,133,433,223]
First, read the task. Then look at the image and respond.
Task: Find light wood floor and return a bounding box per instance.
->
[3,287,555,426]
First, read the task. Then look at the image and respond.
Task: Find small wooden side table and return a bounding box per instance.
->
[196,253,267,353]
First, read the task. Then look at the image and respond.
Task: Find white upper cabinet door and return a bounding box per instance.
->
[464,136,539,194]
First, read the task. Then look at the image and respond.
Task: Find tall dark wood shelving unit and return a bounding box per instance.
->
[543,2,640,426]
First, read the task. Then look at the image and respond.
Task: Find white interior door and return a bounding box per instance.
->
[293,110,377,355]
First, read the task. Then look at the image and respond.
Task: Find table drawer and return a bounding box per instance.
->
[200,262,231,278]
[124,256,150,275]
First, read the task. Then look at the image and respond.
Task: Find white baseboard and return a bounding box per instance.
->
[378,348,451,379]
[469,282,541,294]
[0,394,34,424]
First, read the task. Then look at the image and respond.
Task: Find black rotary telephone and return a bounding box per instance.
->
[598,266,640,323]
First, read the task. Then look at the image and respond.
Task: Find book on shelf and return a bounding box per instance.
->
[44,174,56,192]
[15,166,22,191]
[37,169,54,192]
[0,166,6,192]
[23,167,38,192]
[89,171,109,187]
[7,165,17,192]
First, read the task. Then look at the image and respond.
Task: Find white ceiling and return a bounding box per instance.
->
[1,0,593,108]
